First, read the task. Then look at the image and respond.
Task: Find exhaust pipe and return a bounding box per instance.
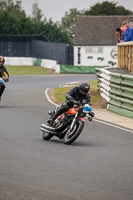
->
[41,124,56,131]
[40,127,52,133]
[40,127,57,135]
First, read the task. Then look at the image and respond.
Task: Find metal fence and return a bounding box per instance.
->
[0,36,73,65]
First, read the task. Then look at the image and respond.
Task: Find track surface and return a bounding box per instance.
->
[0,75,133,200]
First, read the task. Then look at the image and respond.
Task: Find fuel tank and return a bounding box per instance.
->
[66,108,77,115]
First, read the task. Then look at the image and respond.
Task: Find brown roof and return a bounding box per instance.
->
[74,15,133,45]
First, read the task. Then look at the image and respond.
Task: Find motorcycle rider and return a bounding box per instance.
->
[47,82,91,125]
[0,56,9,100]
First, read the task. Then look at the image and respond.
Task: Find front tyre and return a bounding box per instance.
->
[42,131,53,140]
[64,119,85,145]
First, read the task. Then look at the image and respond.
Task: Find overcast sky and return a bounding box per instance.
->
[21,0,133,22]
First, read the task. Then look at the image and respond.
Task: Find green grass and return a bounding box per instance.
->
[55,80,101,105]
[6,65,101,105]
[6,65,53,75]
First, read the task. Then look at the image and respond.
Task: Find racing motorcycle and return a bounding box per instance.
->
[40,101,95,145]
[0,79,2,83]
[0,77,6,101]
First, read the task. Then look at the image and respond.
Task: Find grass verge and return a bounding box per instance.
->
[6,65,54,75]
[54,80,106,108]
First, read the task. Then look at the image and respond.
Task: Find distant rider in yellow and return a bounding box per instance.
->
[0,56,9,100]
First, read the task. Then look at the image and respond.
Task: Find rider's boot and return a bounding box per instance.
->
[47,118,54,125]
[47,115,57,126]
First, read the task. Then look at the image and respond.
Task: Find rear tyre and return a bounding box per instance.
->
[42,131,53,140]
[64,119,84,145]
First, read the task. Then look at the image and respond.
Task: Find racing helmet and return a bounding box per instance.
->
[79,83,90,95]
[0,56,5,64]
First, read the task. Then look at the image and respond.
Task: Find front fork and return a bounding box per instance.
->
[70,112,78,131]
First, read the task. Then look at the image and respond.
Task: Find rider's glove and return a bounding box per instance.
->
[89,111,95,117]
[76,101,80,105]
[68,96,75,102]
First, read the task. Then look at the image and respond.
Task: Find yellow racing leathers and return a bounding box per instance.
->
[0,65,9,99]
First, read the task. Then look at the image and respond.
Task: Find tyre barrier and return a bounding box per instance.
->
[95,68,133,119]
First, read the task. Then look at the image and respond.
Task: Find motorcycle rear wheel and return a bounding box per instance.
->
[64,119,84,145]
[42,131,53,140]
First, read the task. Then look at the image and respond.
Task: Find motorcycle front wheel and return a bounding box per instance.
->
[64,119,85,145]
[42,131,53,140]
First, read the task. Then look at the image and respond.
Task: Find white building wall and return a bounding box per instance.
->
[74,46,118,67]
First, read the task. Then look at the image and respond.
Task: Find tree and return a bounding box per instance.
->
[36,19,72,44]
[84,1,133,15]
[61,8,83,33]
[32,2,43,23]
[0,0,72,44]
[0,0,28,35]
[0,0,25,15]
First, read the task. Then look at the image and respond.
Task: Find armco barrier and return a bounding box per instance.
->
[60,65,107,74]
[96,68,133,119]
[5,57,36,66]
[5,57,60,73]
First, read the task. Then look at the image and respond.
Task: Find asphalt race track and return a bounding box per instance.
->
[0,75,133,200]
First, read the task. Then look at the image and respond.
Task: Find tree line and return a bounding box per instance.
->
[0,0,133,45]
